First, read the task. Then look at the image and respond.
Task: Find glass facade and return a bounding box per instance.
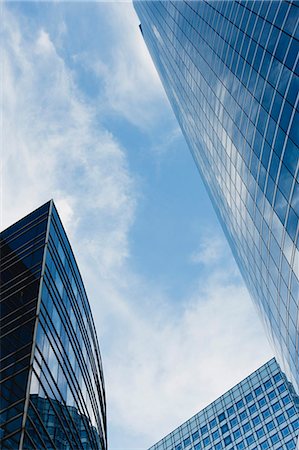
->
[0,201,107,450]
[148,358,299,450]
[134,1,299,391]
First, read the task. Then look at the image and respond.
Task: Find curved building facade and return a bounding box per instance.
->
[1,201,106,449]
[134,1,299,390]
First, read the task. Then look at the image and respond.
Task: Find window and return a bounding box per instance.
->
[267,390,276,401]
[212,430,220,440]
[230,417,238,428]
[218,412,226,423]
[233,429,241,439]
[276,413,286,425]
[256,427,265,438]
[269,151,280,181]
[252,415,261,426]
[236,400,244,409]
[209,418,217,429]
[286,407,296,418]
[249,404,257,415]
[278,383,286,393]
[260,440,269,450]
[200,425,208,435]
[254,386,262,396]
[242,422,251,433]
[203,436,210,445]
[263,380,272,390]
[183,437,191,447]
[270,433,279,444]
[273,372,282,382]
[246,434,254,445]
[245,393,253,403]
[278,163,293,201]
[192,431,199,441]
[281,425,290,437]
[283,395,291,406]
[221,424,229,434]
[239,411,248,421]
[283,134,298,176]
[272,401,281,412]
[258,397,266,407]
[262,408,271,420]
[224,435,232,445]
[227,406,235,416]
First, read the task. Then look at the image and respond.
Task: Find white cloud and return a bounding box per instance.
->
[74,3,171,129]
[190,232,228,266]
[103,263,273,448]
[2,7,135,278]
[36,29,55,54]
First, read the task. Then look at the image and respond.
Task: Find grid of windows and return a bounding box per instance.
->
[148,359,299,450]
[134,0,299,391]
[0,201,107,450]
[1,203,49,449]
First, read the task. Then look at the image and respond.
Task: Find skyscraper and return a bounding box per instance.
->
[134,1,299,391]
[0,201,107,449]
[149,358,299,450]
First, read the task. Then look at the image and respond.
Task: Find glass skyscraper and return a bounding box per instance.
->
[134,1,299,391]
[1,201,107,449]
[149,358,299,450]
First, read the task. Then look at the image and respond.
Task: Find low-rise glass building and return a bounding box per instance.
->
[1,201,106,449]
[149,359,299,450]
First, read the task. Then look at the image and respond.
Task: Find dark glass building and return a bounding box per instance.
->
[149,358,299,450]
[0,201,107,449]
[134,1,299,391]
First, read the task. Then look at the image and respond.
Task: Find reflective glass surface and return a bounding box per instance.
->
[148,359,299,450]
[134,0,299,391]
[1,202,50,449]
[0,201,107,450]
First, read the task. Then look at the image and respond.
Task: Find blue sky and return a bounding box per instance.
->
[2,2,273,449]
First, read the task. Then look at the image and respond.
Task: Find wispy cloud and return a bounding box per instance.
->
[72,3,171,129]
[190,232,229,266]
[2,6,135,277]
[102,258,273,448]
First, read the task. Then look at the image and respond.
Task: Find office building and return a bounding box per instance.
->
[134,1,299,390]
[149,358,299,450]
[0,201,107,449]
